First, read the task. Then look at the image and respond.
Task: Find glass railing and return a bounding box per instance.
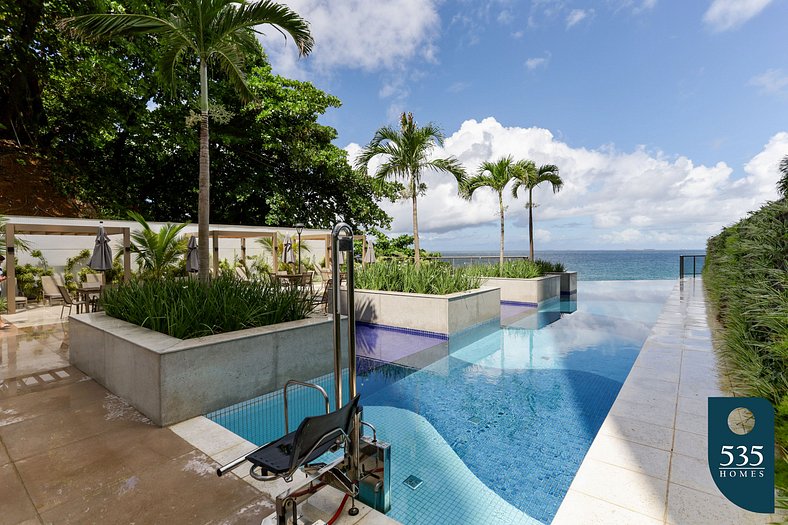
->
[679,254,706,278]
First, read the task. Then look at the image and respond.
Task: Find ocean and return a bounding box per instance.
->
[438,250,706,281]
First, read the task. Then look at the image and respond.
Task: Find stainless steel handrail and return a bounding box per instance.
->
[284,379,330,433]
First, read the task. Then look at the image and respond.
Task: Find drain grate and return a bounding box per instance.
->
[403,475,423,490]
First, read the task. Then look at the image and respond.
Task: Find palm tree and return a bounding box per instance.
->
[779,155,788,198]
[460,156,521,269]
[512,163,563,261]
[60,0,314,281]
[125,212,189,279]
[355,112,466,265]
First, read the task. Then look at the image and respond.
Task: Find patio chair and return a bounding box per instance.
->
[13,279,28,310]
[83,273,104,286]
[56,285,90,318]
[41,275,63,306]
[245,394,361,483]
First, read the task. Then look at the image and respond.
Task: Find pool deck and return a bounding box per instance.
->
[553,278,780,525]
[2,282,783,524]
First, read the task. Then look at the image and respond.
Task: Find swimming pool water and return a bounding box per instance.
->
[208,280,674,524]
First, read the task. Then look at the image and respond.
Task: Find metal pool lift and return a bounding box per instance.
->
[217,222,391,525]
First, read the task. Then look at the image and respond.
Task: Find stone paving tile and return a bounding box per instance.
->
[16,423,194,512]
[553,489,663,525]
[0,462,40,525]
[665,483,762,525]
[672,429,707,461]
[569,458,667,520]
[38,450,267,525]
[599,413,674,451]
[586,433,671,480]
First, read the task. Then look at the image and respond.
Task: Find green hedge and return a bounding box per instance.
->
[465,259,564,279]
[101,275,314,339]
[354,261,482,295]
[703,198,788,492]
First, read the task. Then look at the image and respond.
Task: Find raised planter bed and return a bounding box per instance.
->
[481,275,560,305]
[340,287,500,335]
[547,271,577,296]
[69,313,345,426]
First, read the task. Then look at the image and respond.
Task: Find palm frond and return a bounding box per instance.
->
[226,0,314,56]
[58,13,173,38]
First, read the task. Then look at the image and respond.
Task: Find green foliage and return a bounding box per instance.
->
[780,155,788,198]
[368,232,439,260]
[2,1,391,231]
[125,211,188,279]
[64,249,92,292]
[0,296,6,313]
[355,112,466,264]
[465,260,544,279]
[101,274,315,339]
[15,250,54,299]
[535,259,565,273]
[354,261,481,295]
[703,198,788,497]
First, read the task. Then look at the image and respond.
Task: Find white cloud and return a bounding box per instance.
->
[566,9,593,28]
[703,0,775,32]
[525,52,551,71]
[258,0,440,77]
[346,117,785,248]
[749,69,788,95]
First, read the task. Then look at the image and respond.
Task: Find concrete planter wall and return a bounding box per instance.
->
[481,275,561,305]
[69,313,345,426]
[341,287,500,335]
[547,271,578,296]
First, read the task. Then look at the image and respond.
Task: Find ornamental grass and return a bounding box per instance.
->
[101,274,314,339]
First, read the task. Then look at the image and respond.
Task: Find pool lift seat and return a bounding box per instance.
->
[217,223,391,525]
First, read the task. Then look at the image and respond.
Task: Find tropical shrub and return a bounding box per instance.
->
[101,275,315,339]
[535,259,566,273]
[466,260,544,279]
[64,249,92,292]
[354,261,481,295]
[125,211,188,279]
[703,198,788,494]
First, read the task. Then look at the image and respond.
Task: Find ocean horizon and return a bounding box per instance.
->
[437,249,706,281]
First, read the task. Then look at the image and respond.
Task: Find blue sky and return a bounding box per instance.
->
[262,0,787,251]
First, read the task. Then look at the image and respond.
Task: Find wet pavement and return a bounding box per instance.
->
[0,320,274,525]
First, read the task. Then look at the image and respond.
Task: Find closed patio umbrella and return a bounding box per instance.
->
[282,234,295,265]
[186,236,199,273]
[88,222,113,271]
[362,238,376,264]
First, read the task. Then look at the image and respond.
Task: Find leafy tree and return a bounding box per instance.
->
[512,163,562,261]
[779,155,788,198]
[369,232,439,260]
[355,112,466,265]
[126,211,188,279]
[461,156,522,269]
[61,0,314,280]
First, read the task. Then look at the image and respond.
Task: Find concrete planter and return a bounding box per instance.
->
[342,287,500,335]
[481,275,561,305]
[547,271,578,296]
[69,313,345,426]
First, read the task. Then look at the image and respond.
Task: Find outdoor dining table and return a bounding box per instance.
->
[272,273,312,287]
[75,285,101,313]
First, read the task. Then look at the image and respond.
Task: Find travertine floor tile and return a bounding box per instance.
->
[0,462,39,524]
[553,489,663,525]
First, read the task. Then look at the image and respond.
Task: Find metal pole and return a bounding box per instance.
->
[693,256,696,277]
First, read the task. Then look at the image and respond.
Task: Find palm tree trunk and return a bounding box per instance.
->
[411,174,420,266]
[197,58,210,281]
[528,187,534,261]
[498,191,504,270]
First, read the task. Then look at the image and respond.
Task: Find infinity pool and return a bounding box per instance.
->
[208,280,674,524]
